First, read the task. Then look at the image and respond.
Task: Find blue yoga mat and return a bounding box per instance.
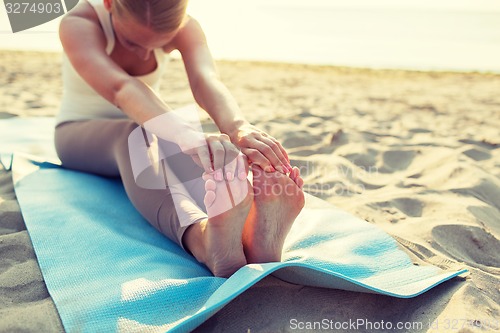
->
[4,117,467,332]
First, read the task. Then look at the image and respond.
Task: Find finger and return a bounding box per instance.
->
[263,135,291,171]
[236,152,249,180]
[241,148,275,173]
[258,136,289,173]
[196,144,213,174]
[227,152,251,206]
[260,132,290,163]
[249,139,286,174]
[207,138,225,181]
[221,140,239,181]
[270,136,291,166]
[190,155,204,169]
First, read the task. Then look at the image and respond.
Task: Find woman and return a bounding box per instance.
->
[55,0,305,277]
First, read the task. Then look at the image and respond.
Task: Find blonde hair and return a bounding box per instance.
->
[112,0,188,33]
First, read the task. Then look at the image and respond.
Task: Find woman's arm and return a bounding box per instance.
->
[173,18,292,174]
[60,4,174,126]
[59,3,219,174]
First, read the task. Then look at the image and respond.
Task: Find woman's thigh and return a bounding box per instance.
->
[54,119,207,246]
[54,119,137,177]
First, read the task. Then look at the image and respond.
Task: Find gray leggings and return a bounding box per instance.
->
[54,119,208,249]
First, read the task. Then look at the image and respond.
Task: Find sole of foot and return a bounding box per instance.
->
[185,170,253,277]
[242,165,305,263]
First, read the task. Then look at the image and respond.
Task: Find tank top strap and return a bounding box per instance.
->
[86,0,115,54]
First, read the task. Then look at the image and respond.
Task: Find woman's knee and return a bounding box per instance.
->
[54,122,78,166]
[112,120,138,146]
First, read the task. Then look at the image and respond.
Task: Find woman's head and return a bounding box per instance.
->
[104,0,188,60]
[108,0,188,33]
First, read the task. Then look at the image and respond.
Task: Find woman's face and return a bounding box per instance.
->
[111,12,178,60]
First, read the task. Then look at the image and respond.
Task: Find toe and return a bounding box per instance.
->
[297,177,304,189]
[205,178,216,191]
[288,167,304,189]
[204,190,216,208]
[236,153,249,181]
[202,172,214,181]
[238,171,247,180]
[204,179,217,208]
[290,167,299,183]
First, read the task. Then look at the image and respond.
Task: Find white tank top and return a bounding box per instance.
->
[56,0,168,125]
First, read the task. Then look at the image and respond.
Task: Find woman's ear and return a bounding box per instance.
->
[103,0,112,12]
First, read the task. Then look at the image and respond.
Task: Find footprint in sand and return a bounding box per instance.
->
[369,197,423,223]
[432,225,500,268]
[462,147,491,162]
[467,206,500,237]
[381,149,417,173]
[392,198,423,217]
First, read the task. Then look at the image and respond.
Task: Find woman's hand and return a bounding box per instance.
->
[178,131,247,182]
[230,123,292,174]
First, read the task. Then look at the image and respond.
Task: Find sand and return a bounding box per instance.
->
[0,50,499,332]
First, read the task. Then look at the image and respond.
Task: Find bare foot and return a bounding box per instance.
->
[242,166,305,263]
[183,171,253,277]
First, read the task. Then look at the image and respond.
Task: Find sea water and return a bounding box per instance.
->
[1,0,499,72]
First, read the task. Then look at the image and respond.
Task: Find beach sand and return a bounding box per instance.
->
[0,50,499,332]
